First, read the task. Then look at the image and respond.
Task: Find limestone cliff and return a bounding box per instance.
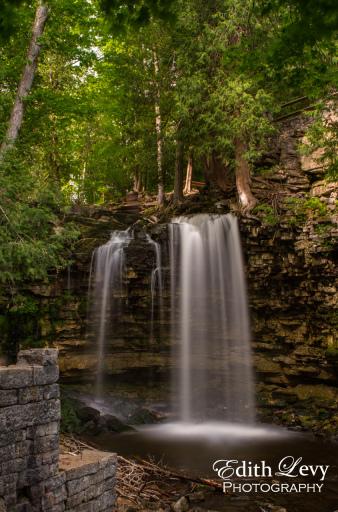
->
[0,115,337,435]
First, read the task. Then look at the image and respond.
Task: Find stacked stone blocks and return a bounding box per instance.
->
[0,349,116,512]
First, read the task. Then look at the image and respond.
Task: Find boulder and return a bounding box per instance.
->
[128,407,161,425]
[99,414,133,433]
[77,406,100,423]
[172,497,189,512]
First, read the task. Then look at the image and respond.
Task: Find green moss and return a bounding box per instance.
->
[253,203,278,225]
[284,196,328,222]
[303,197,327,216]
[256,167,274,177]
[314,223,331,235]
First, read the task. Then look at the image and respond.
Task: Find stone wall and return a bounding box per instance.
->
[0,349,116,511]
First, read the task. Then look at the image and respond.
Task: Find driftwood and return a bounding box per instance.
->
[60,434,223,509]
[116,455,224,509]
[134,457,223,491]
[60,433,96,456]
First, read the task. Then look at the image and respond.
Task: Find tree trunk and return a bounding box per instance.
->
[234,137,257,211]
[174,139,184,202]
[183,152,193,195]
[203,151,234,193]
[0,3,48,160]
[133,166,143,193]
[152,49,164,206]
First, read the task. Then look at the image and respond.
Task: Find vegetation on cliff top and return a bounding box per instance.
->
[0,0,337,285]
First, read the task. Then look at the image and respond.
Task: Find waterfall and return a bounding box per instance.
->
[88,230,132,396]
[170,213,255,424]
[146,235,163,341]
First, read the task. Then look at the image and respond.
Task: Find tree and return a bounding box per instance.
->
[171,0,276,210]
[0,0,336,215]
[152,48,164,205]
[183,152,193,196]
[0,2,48,160]
[174,138,184,202]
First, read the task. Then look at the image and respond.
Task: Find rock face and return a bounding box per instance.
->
[0,349,116,511]
[0,116,337,435]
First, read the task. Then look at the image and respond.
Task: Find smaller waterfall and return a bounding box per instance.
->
[88,230,132,396]
[146,235,163,341]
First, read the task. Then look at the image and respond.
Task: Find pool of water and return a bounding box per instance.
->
[93,422,338,512]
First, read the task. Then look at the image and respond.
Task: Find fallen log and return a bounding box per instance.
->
[133,456,224,491]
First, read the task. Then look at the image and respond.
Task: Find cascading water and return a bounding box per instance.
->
[170,213,255,424]
[86,215,292,470]
[88,230,164,397]
[146,235,163,341]
[88,230,132,397]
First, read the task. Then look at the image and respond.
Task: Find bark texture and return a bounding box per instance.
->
[133,166,143,193]
[152,49,164,206]
[0,3,48,160]
[204,152,234,194]
[234,138,257,211]
[183,152,193,195]
[174,139,184,202]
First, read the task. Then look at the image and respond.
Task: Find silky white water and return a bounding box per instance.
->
[170,214,255,424]
[146,235,163,341]
[88,230,132,396]
[89,230,164,396]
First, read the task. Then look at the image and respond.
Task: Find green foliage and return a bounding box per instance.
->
[100,0,177,29]
[314,223,331,235]
[0,0,25,41]
[261,0,338,52]
[173,1,278,165]
[0,0,336,215]
[253,203,278,225]
[259,0,338,96]
[0,152,79,285]
[301,101,338,180]
[60,394,82,434]
[284,196,328,225]
[8,295,39,314]
[303,197,328,216]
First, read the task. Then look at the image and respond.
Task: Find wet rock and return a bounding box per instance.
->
[77,406,100,423]
[172,496,189,512]
[128,407,161,425]
[99,414,133,433]
[83,420,97,434]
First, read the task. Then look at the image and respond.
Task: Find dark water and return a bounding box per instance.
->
[93,422,338,512]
